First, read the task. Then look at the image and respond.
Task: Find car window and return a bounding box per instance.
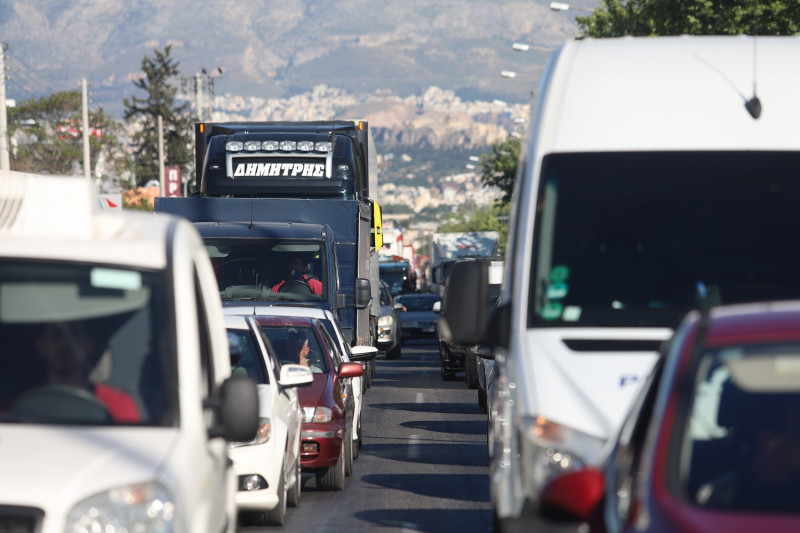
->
[396,295,440,312]
[0,261,174,426]
[318,321,343,370]
[226,329,268,384]
[676,342,800,513]
[260,325,328,374]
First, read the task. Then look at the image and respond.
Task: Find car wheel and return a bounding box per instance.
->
[478,387,487,412]
[344,424,354,477]
[287,456,301,508]
[441,365,456,381]
[352,418,361,460]
[316,443,346,491]
[465,352,479,390]
[386,343,401,360]
[263,463,287,525]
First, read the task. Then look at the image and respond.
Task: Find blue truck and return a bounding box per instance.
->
[155,120,383,350]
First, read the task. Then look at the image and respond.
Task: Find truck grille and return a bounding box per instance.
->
[0,506,43,533]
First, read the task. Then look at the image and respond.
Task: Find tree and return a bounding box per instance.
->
[578,0,800,37]
[8,91,129,187]
[123,46,193,187]
[479,135,522,207]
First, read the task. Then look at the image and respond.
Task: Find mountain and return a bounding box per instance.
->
[1,0,583,115]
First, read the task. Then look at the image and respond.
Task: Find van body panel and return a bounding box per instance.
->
[486,35,800,526]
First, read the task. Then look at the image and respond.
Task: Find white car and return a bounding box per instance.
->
[223,305,377,464]
[0,171,258,533]
[224,314,312,526]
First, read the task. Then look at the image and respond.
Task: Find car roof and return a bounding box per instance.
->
[0,171,177,269]
[684,301,800,347]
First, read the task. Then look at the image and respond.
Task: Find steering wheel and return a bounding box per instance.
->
[278,279,313,295]
[10,384,112,423]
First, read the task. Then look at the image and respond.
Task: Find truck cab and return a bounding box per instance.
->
[0,171,258,533]
[157,120,383,350]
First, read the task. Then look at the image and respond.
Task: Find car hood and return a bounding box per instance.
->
[0,425,178,507]
[296,373,331,408]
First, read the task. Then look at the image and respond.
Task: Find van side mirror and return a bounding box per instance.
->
[440,260,493,346]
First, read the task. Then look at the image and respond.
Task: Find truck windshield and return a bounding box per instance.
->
[0,261,174,426]
[529,151,800,328]
[206,238,327,302]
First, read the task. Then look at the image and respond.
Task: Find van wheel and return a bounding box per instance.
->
[478,387,487,412]
[287,456,301,508]
[465,353,479,389]
[316,445,346,491]
[386,344,402,359]
[263,463,287,525]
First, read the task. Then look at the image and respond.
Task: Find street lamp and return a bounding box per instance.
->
[549,1,595,12]
[512,42,554,53]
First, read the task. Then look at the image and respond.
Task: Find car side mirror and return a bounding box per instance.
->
[349,345,378,362]
[433,301,441,313]
[278,364,314,388]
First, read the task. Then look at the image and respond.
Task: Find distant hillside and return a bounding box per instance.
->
[1,0,585,118]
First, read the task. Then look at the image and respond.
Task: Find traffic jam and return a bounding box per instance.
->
[3,35,800,533]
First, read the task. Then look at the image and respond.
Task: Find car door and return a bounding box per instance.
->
[251,318,302,470]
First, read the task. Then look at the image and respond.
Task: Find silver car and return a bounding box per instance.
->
[377,280,402,359]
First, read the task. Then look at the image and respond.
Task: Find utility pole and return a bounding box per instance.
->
[81,78,91,181]
[157,115,165,197]
[180,68,223,121]
[0,43,10,171]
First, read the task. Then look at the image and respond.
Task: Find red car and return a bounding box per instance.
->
[540,301,800,532]
[255,315,363,491]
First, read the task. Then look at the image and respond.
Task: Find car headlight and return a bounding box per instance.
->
[302,406,332,423]
[230,417,271,448]
[517,416,604,497]
[66,481,174,533]
[378,315,394,328]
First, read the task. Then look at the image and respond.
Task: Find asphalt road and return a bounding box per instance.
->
[240,337,493,532]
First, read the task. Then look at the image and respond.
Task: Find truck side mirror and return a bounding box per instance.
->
[354,278,371,309]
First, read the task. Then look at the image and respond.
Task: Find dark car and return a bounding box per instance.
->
[395,293,441,342]
[539,301,800,533]
[256,315,363,491]
[377,280,403,359]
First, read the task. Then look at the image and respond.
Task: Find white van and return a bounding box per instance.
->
[0,171,258,533]
[439,35,800,528]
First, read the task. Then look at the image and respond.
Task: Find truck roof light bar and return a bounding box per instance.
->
[279,141,297,151]
[297,141,315,152]
[243,141,260,152]
[262,140,280,151]
[226,141,243,152]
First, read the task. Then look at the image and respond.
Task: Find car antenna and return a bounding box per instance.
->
[744,0,762,119]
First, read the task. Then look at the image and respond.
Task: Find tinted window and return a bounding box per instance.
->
[530,152,800,328]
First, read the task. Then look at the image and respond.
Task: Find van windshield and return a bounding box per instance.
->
[529,152,800,328]
[0,261,174,426]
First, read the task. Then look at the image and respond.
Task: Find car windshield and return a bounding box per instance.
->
[260,325,328,374]
[0,261,174,426]
[530,152,800,328]
[396,295,440,312]
[674,342,800,513]
[205,238,327,303]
